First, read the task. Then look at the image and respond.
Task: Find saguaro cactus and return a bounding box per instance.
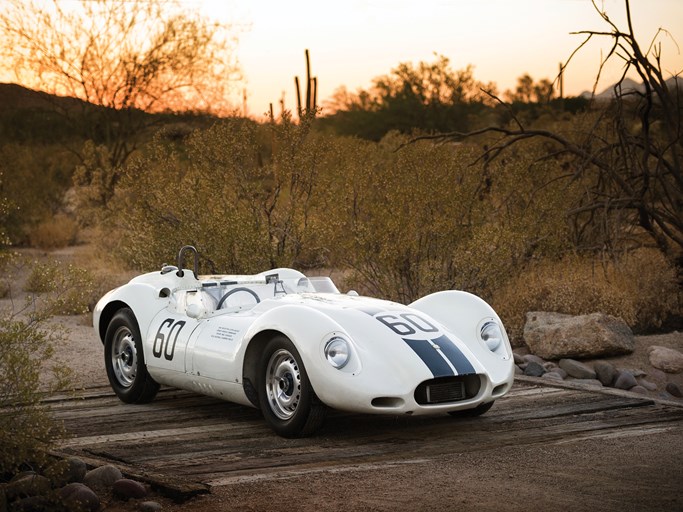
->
[295,49,317,118]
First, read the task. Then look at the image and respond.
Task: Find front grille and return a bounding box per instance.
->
[415,375,481,405]
[427,380,465,403]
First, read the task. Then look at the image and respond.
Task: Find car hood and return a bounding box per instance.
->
[259,292,484,379]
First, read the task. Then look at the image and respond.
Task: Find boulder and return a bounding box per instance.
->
[559,359,596,380]
[523,361,546,377]
[83,465,122,490]
[593,361,617,386]
[665,382,682,398]
[648,346,683,373]
[59,483,100,512]
[45,457,87,487]
[630,386,648,395]
[113,479,148,500]
[4,474,51,501]
[613,370,638,390]
[542,372,564,381]
[522,354,546,365]
[523,312,635,359]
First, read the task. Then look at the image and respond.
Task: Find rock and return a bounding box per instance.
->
[555,368,568,379]
[113,479,148,500]
[523,361,546,377]
[543,362,558,371]
[593,361,617,386]
[513,352,525,365]
[0,488,7,512]
[648,346,683,373]
[59,483,100,512]
[568,378,603,388]
[559,359,597,380]
[613,370,638,390]
[637,379,658,391]
[630,385,648,395]
[139,501,163,512]
[514,365,523,375]
[83,465,123,490]
[522,354,546,365]
[542,371,564,381]
[665,382,682,398]
[45,457,87,487]
[9,495,53,512]
[4,474,51,501]
[8,472,37,484]
[523,312,635,359]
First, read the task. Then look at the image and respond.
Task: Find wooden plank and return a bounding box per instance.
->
[41,380,683,499]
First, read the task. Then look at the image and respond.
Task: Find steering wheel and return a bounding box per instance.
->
[217,287,261,309]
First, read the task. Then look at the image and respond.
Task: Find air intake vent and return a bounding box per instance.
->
[414,375,481,405]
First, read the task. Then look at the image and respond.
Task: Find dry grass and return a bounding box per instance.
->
[493,248,681,344]
[28,214,78,249]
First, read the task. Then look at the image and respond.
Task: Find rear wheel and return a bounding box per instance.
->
[448,401,494,417]
[257,335,326,437]
[104,308,159,404]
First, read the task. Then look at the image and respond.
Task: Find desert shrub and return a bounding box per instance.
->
[28,214,79,249]
[492,248,681,343]
[0,313,68,474]
[25,260,95,315]
[0,222,69,474]
[110,116,339,273]
[0,143,76,245]
[334,132,574,303]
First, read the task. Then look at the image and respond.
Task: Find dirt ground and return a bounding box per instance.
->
[4,247,683,511]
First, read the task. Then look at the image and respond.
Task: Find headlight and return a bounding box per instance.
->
[324,337,350,369]
[480,321,503,352]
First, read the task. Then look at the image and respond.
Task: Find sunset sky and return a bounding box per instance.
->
[209,0,683,117]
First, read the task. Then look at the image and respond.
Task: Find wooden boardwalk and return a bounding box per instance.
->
[46,379,683,500]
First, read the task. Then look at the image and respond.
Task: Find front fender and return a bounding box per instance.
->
[242,303,358,372]
[93,283,169,345]
[410,290,514,387]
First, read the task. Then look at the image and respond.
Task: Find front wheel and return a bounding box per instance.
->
[448,400,494,418]
[104,308,159,404]
[257,335,326,437]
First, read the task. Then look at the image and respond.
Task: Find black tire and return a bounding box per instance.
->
[104,308,159,404]
[448,400,494,418]
[257,335,326,437]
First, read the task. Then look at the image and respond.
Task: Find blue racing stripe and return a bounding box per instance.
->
[403,338,455,377]
[434,334,476,375]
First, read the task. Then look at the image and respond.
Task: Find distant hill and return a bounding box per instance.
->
[0,83,89,112]
[580,76,680,100]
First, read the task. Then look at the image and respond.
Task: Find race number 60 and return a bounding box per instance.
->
[152,319,186,360]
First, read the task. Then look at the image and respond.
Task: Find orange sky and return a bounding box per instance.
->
[3,0,682,118]
[213,0,683,117]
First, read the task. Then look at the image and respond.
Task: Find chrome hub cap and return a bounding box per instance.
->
[265,349,302,420]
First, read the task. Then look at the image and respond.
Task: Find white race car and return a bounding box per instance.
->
[94,246,514,437]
